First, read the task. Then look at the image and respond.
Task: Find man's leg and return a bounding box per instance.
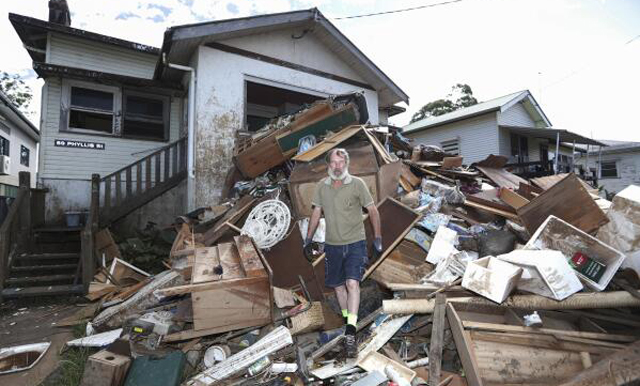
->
[334,284,349,322]
[345,279,360,324]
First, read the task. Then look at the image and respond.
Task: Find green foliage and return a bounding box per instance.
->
[0,71,33,112]
[117,222,176,274]
[410,83,478,123]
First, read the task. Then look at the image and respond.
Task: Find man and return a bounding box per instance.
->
[304,148,383,358]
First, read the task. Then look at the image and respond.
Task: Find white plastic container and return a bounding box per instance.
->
[462,256,522,303]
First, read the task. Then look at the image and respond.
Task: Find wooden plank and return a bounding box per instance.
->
[164,319,269,342]
[462,321,637,342]
[164,147,170,181]
[234,235,267,278]
[517,174,609,234]
[157,275,268,296]
[202,196,256,246]
[292,125,363,162]
[446,303,483,386]
[192,247,221,284]
[217,242,245,279]
[115,172,122,204]
[363,128,394,164]
[442,156,463,169]
[136,162,142,195]
[359,351,416,383]
[145,157,151,191]
[401,164,421,187]
[463,199,520,220]
[155,153,161,184]
[125,167,132,198]
[469,331,618,355]
[466,189,516,213]
[103,176,111,210]
[429,294,447,386]
[475,166,527,190]
[499,187,529,210]
[377,160,402,202]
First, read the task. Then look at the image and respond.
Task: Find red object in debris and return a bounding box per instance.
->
[570,252,605,282]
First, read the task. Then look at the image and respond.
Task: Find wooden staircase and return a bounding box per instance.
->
[98,136,187,227]
[0,137,187,300]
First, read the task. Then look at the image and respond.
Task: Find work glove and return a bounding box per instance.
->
[303,237,314,262]
[373,237,383,258]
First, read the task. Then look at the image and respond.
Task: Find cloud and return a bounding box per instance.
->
[227,3,239,14]
[147,15,165,23]
[115,12,141,20]
[148,3,172,17]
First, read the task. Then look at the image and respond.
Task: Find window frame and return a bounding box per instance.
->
[121,89,170,142]
[0,136,9,157]
[600,160,618,179]
[62,79,120,136]
[20,145,29,167]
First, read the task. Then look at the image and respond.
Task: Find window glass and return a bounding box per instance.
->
[123,93,167,140]
[601,161,617,178]
[20,145,29,167]
[0,136,9,156]
[70,87,113,111]
[69,110,113,133]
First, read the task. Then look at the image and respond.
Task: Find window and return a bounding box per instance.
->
[68,86,115,134]
[20,146,29,167]
[510,133,529,163]
[600,161,618,178]
[440,138,460,155]
[0,136,9,156]
[122,92,169,141]
[63,80,171,142]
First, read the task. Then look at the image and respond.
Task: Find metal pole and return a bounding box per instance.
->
[572,140,576,173]
[554,132,560,174]
[598,145,603,183]
[586,144,590,180]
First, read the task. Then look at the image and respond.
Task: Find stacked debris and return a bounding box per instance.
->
[19,93,640,386]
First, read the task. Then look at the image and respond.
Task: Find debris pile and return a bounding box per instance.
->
[10,93,640,385]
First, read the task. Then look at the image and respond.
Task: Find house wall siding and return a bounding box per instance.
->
[39,78,184,224]
[498,102,537,127]
[0,117,38,188]
[577,151,640,195]
[219,29,367,83]
[48,33,157,79]
[194,44,380,207]
[404,113,499,164]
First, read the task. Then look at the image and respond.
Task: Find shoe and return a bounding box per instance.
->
[343,332,358,358]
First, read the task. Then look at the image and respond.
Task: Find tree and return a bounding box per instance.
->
[0,71,33,113]
[410,83,478,123]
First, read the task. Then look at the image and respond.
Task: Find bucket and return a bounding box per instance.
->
[65,211,83,227]
[203,345,231,368]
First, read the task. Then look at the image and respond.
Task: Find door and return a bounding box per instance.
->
[540,144,549,170]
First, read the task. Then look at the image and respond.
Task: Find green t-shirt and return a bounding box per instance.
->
[311,175,375,245]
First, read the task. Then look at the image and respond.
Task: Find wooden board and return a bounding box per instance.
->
[234,235,268,278]
[429,294,447,386]
[442,156,463,169]
[202,195,256,246]
[466,189,516,213]
[377,160,402,202]
[463,199,521,221]
[369,241,431,286]
[517,174,608,234]
[475,166,528,190]
[359,351,416,383]
[94,228,121,263]
[80,349,131,386]
[499,188,529,210]
[447,303,483,386]
[291,125,364,162]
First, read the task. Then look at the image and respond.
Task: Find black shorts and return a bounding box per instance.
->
[324,240,368,288]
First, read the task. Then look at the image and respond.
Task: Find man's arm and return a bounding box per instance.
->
[306,206,323,242]
[366,204,382,240]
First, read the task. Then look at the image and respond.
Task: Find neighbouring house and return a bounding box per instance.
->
[402,90,603,177]
[0,90,40,221]
[9,2,408,230]
[575,140,640,198]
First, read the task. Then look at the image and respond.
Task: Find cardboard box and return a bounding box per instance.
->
[462,256,522,303]
[525,215,625,291]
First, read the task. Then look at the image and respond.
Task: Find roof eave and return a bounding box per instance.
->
[403,108,500,135]
[0,92,40,141]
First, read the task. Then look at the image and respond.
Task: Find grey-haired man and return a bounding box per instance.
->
[304,148,382,357]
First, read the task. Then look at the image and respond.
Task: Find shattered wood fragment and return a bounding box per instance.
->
[517,174,608,235]
[441,156,463,169]
[429,294,447,386]
[462,199,520,221]
[291,125,364,162]
[202,195,256,246]
[475,165,527,190]
[498,187,529,210]
[446,303,483,386]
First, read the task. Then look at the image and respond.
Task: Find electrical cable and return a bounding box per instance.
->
[333,0,464,20]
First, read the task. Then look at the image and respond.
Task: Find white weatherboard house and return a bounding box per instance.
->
[0,91,40,205]
[10,2,407,228]
[576,140,640,197]
[403,90,603,176]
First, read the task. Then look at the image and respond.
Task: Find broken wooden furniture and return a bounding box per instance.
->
[80,349,131,386]
[160,236,273,340]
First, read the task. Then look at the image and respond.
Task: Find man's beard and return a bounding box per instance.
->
[328,166,349,181]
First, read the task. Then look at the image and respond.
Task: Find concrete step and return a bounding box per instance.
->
[11,263,78,273]
[17,252,80,262]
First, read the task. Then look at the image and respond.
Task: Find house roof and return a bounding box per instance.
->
[0,90,40,142]
[403,90,551,134]
[155,8,408,108]
[8,13,159,64]
[581,139,640,154]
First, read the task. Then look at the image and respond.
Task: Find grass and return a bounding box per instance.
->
[39,322,95,386]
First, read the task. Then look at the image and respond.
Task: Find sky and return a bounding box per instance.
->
[1,0,639,141]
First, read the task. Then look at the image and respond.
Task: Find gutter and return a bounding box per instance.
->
[162,53,196,210]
